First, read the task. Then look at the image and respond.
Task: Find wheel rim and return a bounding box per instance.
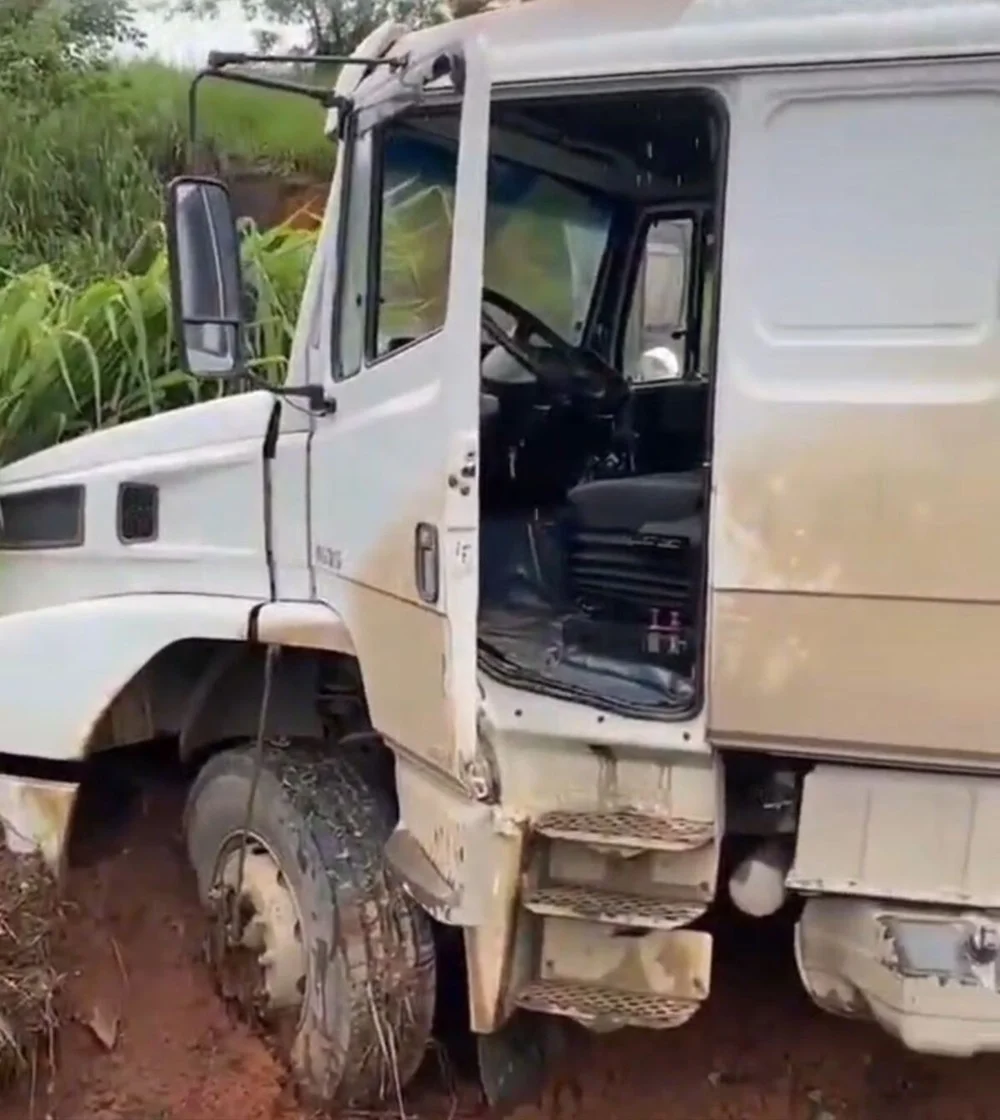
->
[211,836,307,1023]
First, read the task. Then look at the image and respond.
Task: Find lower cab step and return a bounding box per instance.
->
[523,884,707,931]
[514,918,713,1031]
[516,978,702,1030]
[534,809,715,853]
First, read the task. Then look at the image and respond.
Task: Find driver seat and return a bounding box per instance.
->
[563,471,705,611]
[566,471,705,532]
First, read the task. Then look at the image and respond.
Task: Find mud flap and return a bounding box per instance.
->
[476,1010,567,1114]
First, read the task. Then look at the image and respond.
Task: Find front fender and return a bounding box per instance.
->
[0,594,259,762]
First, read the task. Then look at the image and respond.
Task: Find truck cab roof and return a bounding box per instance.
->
[400,0,1000,88]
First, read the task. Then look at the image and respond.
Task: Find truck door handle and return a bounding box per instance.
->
[415,523,440,605]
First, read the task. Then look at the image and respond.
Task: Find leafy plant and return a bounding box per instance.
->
[0,5,333,285]
[0,222,317,466]
[0,2,338,470]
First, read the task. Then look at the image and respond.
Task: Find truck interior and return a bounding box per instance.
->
[374,88,725,717]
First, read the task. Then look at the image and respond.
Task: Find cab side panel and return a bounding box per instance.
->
[709,59,1000,764]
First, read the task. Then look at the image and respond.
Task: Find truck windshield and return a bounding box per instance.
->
[380,131,612,345]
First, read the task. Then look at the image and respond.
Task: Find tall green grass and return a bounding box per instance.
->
[0,222,317,466]
[114,60,336,177]
[0,58,334,284]
[0,14,336,467]
[0,85,164,282]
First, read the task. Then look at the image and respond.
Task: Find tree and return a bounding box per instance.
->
[251,26,281,51]
[169,0,450,56]
[0,1,146,54]
[62,0,146,51]
[0,1,144,103]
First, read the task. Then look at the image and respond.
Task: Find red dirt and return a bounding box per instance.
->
[7,763,1000,1120]
[5,772,300,1120]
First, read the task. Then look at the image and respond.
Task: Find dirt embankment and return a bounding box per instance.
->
[6,755,1000,1120]
[227,172,328,231]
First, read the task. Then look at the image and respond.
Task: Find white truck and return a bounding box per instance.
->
[4,0,1000,1109]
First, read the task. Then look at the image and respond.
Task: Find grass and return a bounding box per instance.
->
[111,60,337,177]
[0,55,335,285]
[0,222,318,466]
[0,19,333,468]
[0,87,164,282]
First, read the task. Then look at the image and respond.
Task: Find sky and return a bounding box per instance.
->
[132,1,307,66]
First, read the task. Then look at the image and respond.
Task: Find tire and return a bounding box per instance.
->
[184,740,436,1108]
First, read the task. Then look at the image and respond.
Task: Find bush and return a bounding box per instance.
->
[0,4,331,466]
[0,6,161,280]
[0,6,333,284]
[0,96,164,282]
[113,60,335,178]
[0,222,317,466]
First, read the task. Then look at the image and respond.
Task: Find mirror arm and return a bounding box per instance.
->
[188,50,406,152]
[188,68,351,152]
[206,51,405,71]
[275,384,338,416]
[235,366,337,415]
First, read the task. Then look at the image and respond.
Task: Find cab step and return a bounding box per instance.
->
[515,979,703,1030]
[523,884,706,931]
[533,809,714,853]
[515,918,712,1031]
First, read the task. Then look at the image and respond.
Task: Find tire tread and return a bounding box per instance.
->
[187,740,435,1107]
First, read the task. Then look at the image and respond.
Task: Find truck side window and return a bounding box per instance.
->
[623,217,693,383]
[368,131,459,361]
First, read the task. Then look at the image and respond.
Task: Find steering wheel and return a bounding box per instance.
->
[480,287,627,409]
[480,286,580,378]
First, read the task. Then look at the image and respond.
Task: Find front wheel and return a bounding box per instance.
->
[184,741,436,1109]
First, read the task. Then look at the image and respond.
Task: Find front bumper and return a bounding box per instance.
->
[796,896,1000,1057]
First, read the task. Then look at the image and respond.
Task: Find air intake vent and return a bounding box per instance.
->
[118,483,158,544]
[0,486,84,549]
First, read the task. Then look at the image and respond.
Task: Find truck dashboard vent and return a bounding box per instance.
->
[118,483,158,544]
[0,485,85,549]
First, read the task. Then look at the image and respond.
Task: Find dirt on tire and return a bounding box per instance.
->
[6,755,1000,1120]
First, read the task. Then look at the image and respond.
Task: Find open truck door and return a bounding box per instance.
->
[309,35,491,784]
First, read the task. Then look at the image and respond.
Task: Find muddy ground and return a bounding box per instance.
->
[7,752,1000,1120]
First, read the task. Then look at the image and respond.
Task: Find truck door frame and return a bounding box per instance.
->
[308,36,492,786]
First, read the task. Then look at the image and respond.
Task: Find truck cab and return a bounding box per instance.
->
[4,0,1000,1109]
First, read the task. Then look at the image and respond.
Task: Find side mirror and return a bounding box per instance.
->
[637,346,682,384]
[166,176,245,379]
